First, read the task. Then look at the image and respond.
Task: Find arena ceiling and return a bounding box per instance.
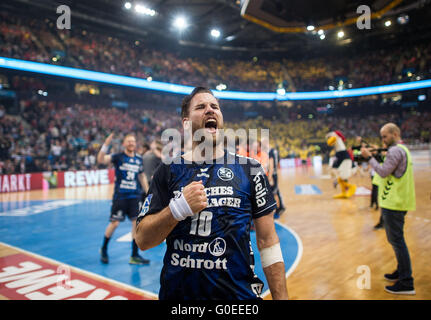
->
[2,0,431,59]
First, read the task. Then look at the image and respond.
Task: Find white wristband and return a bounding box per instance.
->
[100,144,109,153]
[169,193,194,221]
[260,243,284,268]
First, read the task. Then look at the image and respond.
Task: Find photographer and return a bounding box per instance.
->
[361,123,416,295]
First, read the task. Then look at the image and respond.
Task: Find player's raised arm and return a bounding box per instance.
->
[97,133,114,165]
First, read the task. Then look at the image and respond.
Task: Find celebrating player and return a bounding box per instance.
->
[98,133,150,265]
[135,87,288,300]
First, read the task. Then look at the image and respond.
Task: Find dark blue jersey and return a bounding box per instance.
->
[111,152,144,200]
[137,151,276,300]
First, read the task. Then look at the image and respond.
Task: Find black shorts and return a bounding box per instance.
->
[110,198,140,222]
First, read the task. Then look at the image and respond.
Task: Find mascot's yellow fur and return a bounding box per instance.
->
[326,131,357,199]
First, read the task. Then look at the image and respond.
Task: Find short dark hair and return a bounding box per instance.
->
[181,86,215,119]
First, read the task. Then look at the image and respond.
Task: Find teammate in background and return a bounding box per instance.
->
[135,87,288,300]
[263,139,286,218]
[237,138,250,158]
[141,139,163,208]
[138,142,150,157]
[251,140,269,175]
[97,133,150,265]
[142,139,163,184]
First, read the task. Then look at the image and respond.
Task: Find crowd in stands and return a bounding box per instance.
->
[1,12,430,175]
[1,92,430,175]
[0,96,180,175]
[227,111,431,159]
[1,12,430,93]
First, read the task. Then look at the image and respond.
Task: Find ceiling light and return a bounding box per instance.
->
[277,88,286,95]
[135,4,156,16]
[397,14,409,25]
[216,83,227,91]
[173,16,188,31]
[320,34,325,40]
[318,29,324,35]
[337,31,345,38]
[385,20,392,27]
[124,2,132,10]
[210,29,221,38]
[307,25,315,31]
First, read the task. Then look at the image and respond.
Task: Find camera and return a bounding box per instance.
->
[352,143,387,164]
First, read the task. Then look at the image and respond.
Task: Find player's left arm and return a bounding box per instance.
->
[254,213,289,300]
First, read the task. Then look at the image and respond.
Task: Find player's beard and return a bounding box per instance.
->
[196,125,223,147]
[126,145,135,154]
[191,124,224,161]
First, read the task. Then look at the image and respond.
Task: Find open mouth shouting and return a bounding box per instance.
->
[204,117,218,134]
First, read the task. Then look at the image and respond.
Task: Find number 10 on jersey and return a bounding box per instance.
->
[189,211,213,236]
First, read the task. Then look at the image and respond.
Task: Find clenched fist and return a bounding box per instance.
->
[169,180,208,221]
[182,180,208,214]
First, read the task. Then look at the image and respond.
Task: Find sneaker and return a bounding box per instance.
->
[129,255,150,265]
[384,270,399,282]
[374,222,384,230]
[100,249,109,264]
[385,281,415,295]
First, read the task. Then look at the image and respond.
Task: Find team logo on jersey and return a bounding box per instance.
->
[208,237,226,257]
[217,167,234,181]
[139,194,153,216]
[251,281,263,297]
[197,168,210,178]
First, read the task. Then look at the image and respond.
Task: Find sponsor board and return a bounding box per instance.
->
[0,173,41,193]
[0,169,115,193]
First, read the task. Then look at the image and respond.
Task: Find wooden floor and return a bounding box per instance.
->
[1,157,430,300]
[278,162,431,300]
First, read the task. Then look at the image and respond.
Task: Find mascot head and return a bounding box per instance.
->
[326,131,346,151]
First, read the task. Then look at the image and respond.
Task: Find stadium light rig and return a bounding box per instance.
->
[135,4,156,16]
[173,16,188,31]
[1,57,431,101]
[216,83,227,91]
[397,14,409,25]
[276,88,286,96]
[211,29,221,38]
